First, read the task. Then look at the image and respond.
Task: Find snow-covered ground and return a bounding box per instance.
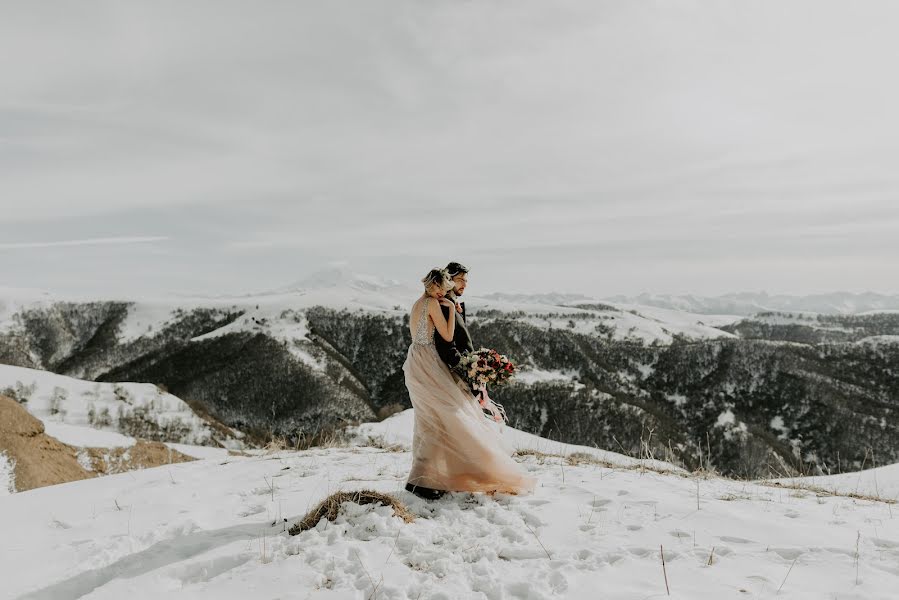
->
[2,410,897,599]
[350,409,679,474]
[37,420,233,462]
[0,365,238,448]
[114,302,183,344]
[42,422,137,449]
[0,451,14,497]
[772,463,899,503]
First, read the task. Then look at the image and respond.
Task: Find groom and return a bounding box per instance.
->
[437,264,499,421]
[434,261,474,386]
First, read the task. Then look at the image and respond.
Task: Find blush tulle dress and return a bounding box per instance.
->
[403,296,537,495]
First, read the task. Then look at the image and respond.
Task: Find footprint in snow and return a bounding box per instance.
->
[770,547,803,560]
[574,548,595,561]
[237,504,266,517]
[525,498,551,506]
[500,526,527,543]
[719,536,754,544]
[627,547,655,558]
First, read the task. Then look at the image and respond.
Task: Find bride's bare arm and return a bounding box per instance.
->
[428,297,456,342]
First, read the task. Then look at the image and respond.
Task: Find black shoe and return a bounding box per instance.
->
[405,482,446,500]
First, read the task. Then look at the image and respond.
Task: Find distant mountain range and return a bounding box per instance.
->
[600,291,899,316]
[280,270,899,317]
[1,270,898,479]
[6,270,899,317]
[264,267,406,296]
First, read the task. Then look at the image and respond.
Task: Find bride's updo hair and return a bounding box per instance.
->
[421,267,454,293]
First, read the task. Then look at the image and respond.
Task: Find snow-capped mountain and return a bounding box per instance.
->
[2,410,897,599]
[264,266,407,296]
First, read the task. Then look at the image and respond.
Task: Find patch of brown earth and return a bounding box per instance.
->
[0,394,93,491]
[0,395,196,492]
[83,441,194,475]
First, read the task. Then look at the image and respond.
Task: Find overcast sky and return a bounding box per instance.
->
[1,0,898,299]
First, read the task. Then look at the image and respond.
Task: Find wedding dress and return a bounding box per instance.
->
[403,295,536,494]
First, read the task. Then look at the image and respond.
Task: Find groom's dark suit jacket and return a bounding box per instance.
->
[434,294,474,371]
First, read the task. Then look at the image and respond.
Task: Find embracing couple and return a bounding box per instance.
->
[402,262,536,500]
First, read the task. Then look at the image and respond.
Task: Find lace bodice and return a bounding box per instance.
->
[411,296,435,346]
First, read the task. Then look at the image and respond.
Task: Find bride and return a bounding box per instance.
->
[403,267,536,500]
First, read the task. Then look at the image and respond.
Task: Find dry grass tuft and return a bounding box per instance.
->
[759,480,897,505]
[289,489,415,536]
[514,448,680,476]
[565,451,607,467]
[263,436,289,454]
[514,448,563,463]
[359,435,406,453]
[691,467,720,480]
[717,492,756,502]
[292,428,353,451]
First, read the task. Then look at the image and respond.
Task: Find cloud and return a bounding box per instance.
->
[0,236,168,250]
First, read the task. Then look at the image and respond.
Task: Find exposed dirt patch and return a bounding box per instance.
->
[0,395,93,491]
[83,441,194,475]
[0,395,196,492]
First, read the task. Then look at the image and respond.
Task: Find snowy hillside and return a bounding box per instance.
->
[0,365,241,448]
[471,299,739,345]
[774,463,899,503]
[2,410,897,599]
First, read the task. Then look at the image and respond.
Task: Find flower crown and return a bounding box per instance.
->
[421,267,452,289]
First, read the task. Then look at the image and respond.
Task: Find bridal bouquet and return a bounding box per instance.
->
[458,348,516,424]
[459,348,517,387]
